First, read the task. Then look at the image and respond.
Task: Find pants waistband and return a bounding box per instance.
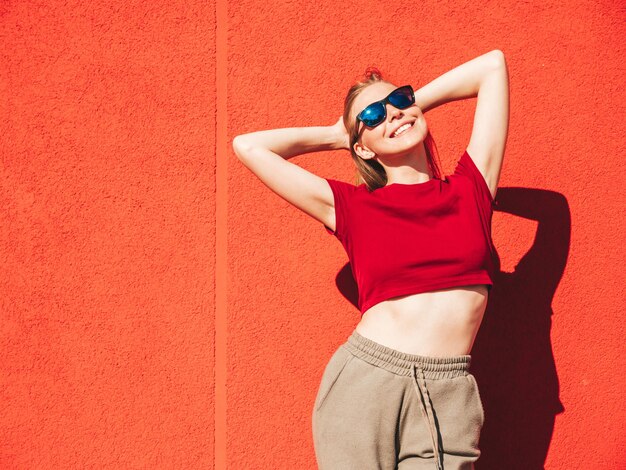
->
[343,329,471,379]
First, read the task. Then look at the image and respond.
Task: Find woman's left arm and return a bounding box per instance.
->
[414,50,510,200]
[466,52,509,200]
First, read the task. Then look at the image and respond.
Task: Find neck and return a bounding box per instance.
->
[378,142,433,185]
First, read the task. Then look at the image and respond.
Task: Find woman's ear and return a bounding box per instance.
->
[353,141,376,160]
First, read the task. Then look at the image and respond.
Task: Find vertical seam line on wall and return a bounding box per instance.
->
[215,0,227,467]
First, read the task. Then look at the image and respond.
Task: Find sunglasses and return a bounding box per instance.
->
[355,85,415,131]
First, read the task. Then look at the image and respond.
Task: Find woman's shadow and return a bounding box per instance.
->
[333,186,569,470]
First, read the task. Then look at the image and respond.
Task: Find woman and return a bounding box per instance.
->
[232,49,509,470]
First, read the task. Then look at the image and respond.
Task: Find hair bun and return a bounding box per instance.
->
[364,66,384,81]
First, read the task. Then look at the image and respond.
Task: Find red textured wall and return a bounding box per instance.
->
[1,0,624,469]
[1,1,215,468]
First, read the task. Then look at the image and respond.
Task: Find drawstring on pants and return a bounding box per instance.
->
[412,363,443,470]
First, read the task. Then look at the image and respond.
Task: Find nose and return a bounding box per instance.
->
[386,103,403,121]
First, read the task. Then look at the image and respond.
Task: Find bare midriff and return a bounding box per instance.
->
[355,284,489,357]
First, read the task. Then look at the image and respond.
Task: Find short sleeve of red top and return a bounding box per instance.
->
[323,178,357,240]
[323,149,498,315]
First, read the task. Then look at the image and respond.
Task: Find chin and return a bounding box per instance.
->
[396,132,425,149]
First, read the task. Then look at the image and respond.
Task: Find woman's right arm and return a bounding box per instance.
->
[233,123,347,160]
[232,119,349,233]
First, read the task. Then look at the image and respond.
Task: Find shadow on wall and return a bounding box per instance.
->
[331,186,570,470]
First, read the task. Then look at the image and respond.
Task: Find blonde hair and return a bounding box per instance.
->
[343,67,443,191]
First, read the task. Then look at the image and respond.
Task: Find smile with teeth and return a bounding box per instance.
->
[390,122,414,138]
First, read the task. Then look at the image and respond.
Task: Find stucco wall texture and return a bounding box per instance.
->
[1,0,624,469]
[1,1,216,468]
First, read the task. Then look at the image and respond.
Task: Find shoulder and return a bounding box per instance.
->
[451,150,497,208]
[325,178,362,202]
[325,178,359,191]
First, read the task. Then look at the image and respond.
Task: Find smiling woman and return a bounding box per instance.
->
[345,74,445,189]
[232,49,509,470]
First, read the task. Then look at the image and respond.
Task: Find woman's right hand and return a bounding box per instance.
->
[330,116,350,151]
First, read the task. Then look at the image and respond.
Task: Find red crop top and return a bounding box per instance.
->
[323,149,498,315]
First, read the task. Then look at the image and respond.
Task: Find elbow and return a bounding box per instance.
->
[232,135,254,160]
[490,49,506,68]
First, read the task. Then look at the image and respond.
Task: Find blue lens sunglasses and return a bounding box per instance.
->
[355,85,415,132]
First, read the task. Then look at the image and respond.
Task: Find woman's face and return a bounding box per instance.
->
[351,81,428,160]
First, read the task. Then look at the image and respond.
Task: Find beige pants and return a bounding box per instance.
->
[312,330,485,470]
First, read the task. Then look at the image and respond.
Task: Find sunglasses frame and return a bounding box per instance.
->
[355,85,415,134]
